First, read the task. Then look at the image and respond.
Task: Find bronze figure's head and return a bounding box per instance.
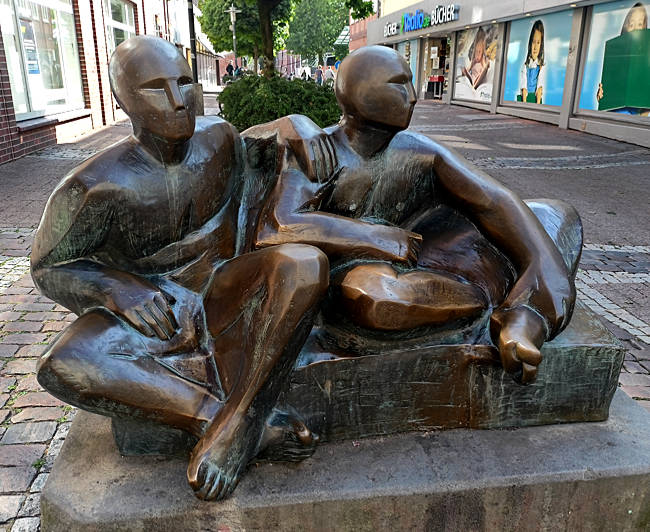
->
[335,45,417,130]
[109,35,197,141]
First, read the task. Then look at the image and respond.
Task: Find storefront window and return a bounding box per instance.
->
[0,0,83,117]
[104,0,135,54]
[503,11,573,107]
[453,24,501,103]
[579,1,649,119]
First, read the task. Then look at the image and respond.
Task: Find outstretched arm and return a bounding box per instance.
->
[255,166,421,263]
[31,175,176,340]
[431,143,575,383]
[246,116,421,264]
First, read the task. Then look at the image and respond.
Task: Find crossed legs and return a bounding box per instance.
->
[37,243,328,500]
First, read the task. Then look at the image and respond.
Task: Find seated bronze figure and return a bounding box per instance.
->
[32,39,584,502]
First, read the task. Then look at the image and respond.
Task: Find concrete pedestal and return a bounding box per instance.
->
[41,391,650,531]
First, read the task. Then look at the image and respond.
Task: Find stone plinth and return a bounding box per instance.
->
[41,391,650,531]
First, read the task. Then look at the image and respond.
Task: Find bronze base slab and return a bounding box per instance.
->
[41,391,650,531]
[110,302,624,455]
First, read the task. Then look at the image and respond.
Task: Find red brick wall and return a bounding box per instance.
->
[0,32,19,164]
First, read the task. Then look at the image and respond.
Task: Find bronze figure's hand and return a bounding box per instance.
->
[105,280,178,340]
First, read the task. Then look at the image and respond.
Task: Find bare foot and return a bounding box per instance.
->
[187,408,261,501]
[490,306,546,384]
[256,407,320,463]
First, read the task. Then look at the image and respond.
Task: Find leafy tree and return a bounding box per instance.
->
[286,0,348,66]
[200,0,293,75]
[346,0,373,19]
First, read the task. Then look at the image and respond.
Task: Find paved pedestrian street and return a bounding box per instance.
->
[0,104,649,530]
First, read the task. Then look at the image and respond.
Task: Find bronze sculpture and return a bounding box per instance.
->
[32,39,585,503]
[32,36,327,501]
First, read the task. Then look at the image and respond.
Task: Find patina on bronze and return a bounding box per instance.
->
[244,45,582,385]
[31,36,328,501]
[32,39,586,504]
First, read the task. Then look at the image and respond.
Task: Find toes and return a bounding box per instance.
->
[204,471,224,501]
[195,467,215,500]
[499,339,521,375]
[520,362,538,384]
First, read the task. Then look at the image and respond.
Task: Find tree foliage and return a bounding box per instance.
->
[345,0,374,19]
[286,0,348,65]
[199,0,293,71]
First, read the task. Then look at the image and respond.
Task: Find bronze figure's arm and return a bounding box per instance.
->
[31,174,177,340]
[430,143,576,382]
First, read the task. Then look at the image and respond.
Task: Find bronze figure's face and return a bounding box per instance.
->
[336,46,417,130]
[109,36,196,141]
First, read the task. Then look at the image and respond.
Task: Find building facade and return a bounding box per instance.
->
[0,0,218,164]
[368,0,650,148]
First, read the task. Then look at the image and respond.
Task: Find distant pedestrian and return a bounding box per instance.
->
[315,65,323,85]
[226,60,234,77]
[301,70,307,80]
[324,66,335,86]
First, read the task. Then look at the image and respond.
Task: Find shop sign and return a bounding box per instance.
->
[384,4,459,37]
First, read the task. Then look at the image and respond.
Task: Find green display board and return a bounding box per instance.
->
[598,29,650,111]
[516,93,541,104]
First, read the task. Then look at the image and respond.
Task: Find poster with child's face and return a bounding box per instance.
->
[503,11,573,106]
[453,24,501,102]
[579,1,650,118]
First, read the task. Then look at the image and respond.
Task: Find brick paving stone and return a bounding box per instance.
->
[623,360,649,374]
[0,495,23,522]
[12,393,64,409]
[16,493,39,518]
[14,377,40,393]
[0,422,57,445]
[10,408,63,423]
[19,312,66,322]
[621,386,650,400]
[0,410,9,424]
[12,304,54,313]
[2,360,37,375]
[0,313,22,322]
[11,517,39,532]
[619,373,650,387]
[0,334,47,346]
[0,346,18,358]
[14,346,45,359]
[29,473,47,493]
[0,296,37,305]
[1,322,42,333]
[40,321,66,333]
[0,395,8,408]
[0,467,36,493]
[0,445,46,467]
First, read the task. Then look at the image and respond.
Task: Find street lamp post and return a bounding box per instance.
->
[225,3,242,69]
[187,0,198,82]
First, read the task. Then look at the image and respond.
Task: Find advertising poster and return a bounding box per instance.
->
[454,24,500,102]
[579,1,649,118]
[503,11,573,106]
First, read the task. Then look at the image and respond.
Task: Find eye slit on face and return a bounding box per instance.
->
[139,77,167,90]
[387,73,409,84]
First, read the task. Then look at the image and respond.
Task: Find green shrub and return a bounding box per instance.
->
[219,74,341,131]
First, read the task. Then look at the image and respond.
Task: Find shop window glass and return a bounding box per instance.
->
[453,24,501,103]
[104,0,135,55]
[503,11,573,107]
[0,0,83,117]
[579,1,649,119]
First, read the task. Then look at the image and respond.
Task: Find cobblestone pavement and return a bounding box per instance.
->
[0,103,649,530]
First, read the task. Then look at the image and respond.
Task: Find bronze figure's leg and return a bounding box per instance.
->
[37,309,221,437]
[338,264,488,331]
[187,243,328,500]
